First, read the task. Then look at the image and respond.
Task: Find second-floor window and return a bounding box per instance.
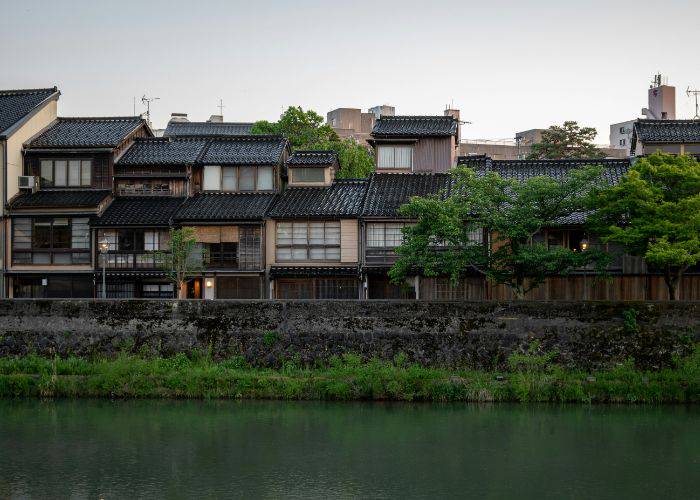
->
[203,165,274,192]
[40,160,91,187]
[117,180,172,196]
[12,217,90,265]
[367,223,408,247]
[291,168,325,183]
[378,146,413,170]
[276,221,340,261]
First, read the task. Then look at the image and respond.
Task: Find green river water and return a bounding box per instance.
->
[0,400,697,499]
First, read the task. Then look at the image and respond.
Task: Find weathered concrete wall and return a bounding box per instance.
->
[0,300,697,370]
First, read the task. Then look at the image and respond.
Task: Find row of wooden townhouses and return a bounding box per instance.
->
[1,87,700,300]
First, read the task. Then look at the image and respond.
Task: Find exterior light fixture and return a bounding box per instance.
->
[99,238,110,254]
[579,238,589,251]
[205,279,214,288]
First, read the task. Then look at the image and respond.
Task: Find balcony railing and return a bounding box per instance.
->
[365,247,400,266]
[99,251,166,269]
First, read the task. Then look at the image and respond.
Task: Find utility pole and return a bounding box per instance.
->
[217,98,225,117]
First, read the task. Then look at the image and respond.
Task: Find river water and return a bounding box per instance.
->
[0,400,697,499]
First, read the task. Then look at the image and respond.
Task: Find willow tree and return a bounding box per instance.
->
[389,165,609,299]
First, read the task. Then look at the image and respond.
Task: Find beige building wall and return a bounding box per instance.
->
[265,219,276,270]
[340,219,358,263]
[4,99,57,204]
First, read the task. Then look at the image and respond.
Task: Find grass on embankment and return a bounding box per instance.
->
[0,347,698,403]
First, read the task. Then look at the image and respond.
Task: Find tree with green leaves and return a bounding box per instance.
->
[527,121,605,159]
[389,165,609,299]
[590,152,700,300]
[251,106,375,178]
[155,227,203,299]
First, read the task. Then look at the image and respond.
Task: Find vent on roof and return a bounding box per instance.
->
[169,113,188,123]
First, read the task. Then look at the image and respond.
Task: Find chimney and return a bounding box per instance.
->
[208,114,224,123]
[169,113,188,123]
[444,107,461,143]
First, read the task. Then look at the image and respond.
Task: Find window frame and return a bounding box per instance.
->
[291,167,325,183]
[202,165,276,192]
[377,145,414,170]
[276,221,341,262]
[39,159,92,188]
[12,217,91,265]
[366,222,409,248]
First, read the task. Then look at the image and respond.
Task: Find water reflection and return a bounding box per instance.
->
[0,401,697,499]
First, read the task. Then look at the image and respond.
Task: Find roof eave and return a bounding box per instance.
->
[0,88,60,139]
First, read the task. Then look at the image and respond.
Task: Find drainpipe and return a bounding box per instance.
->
[2,139,7,298]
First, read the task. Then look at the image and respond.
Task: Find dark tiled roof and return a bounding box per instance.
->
[268,180,368,218]
[28,117,145,148]
[94,197,185,226]
[478,158,630,184]
[200,136,287,165]
[456,155,489,169]
[457,157,631,225]
[163,121,254,137]
[270,266,360,278]
[361,173,451,217]
[0,88,58,135]
[174,193,277,222]
[8,190,110,209]
[372,116,458,137]
[287,150,338,166]
[633,119,700,144]
[118,137,208,165]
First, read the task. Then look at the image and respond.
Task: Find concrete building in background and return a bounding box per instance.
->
[609,120,635,155]
[327,105,395,146]
[460,129,543,160]
[609,74,676,156]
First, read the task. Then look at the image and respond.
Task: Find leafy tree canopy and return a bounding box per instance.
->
[389,165,608,299]
[251,106,374,179]
[527,121,605,159]
[589,152,700,300]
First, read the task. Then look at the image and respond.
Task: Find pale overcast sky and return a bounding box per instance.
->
[3,0,700,142]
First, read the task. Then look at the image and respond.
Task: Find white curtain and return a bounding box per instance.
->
[203,165,221,191]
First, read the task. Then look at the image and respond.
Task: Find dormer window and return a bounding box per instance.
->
[378,145,413,170]
[291,168,325,183]
[203,165,274,192]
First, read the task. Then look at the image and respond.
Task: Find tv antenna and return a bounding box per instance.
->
[141,94,160,123]
[217,98,225,116]
[687,87,700,120]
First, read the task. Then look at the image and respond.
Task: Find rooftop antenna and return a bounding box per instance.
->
[141,94,160,124]
[687,87,700,120]
[217,98,225,117]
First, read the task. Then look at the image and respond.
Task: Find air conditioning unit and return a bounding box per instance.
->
[18,176,36,190]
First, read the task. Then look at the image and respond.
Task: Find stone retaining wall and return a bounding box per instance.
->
[0,300,697,370]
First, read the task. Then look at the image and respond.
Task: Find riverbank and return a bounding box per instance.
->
[1,347,698,402]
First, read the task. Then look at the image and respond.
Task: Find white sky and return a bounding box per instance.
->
[3,0,700,143]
